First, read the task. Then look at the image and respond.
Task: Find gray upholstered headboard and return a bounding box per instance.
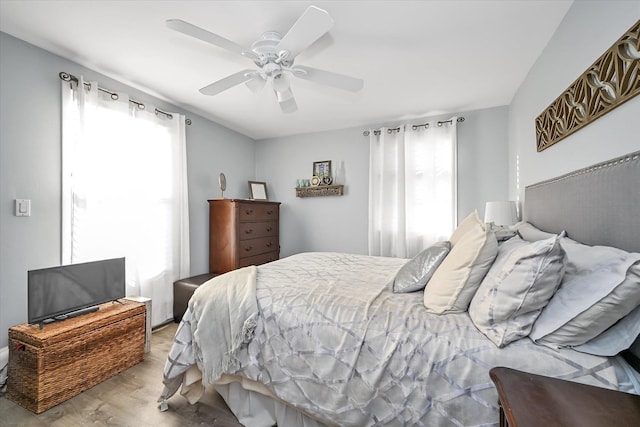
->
[524,150,640,253]
[524,150,640,367]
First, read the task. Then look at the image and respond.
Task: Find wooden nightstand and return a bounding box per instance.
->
[489,367,640,427]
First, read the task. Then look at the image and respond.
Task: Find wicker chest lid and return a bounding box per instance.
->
[9,300,145,348]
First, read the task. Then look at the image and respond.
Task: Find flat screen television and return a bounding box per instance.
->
[28,257,125,326]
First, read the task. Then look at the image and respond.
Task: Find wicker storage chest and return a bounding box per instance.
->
[7,300,145,413]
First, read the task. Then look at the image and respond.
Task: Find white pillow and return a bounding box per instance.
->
[573,305,640,356]
[516,222,564,242]
[392,241,451,293]
[450,211,481,245]
[468,235,566,347]
[530,238,640,347]
[424,211,498,314]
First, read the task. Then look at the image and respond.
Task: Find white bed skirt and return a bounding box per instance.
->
[215,381,329,427]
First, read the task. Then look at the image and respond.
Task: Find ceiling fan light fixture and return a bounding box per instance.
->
[272,73,287,91]
[277,95,297,113]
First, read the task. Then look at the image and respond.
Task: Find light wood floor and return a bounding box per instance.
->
[0,322,243,427]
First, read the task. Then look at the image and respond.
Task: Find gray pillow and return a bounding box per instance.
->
[530,238,640,347]
[468,235,565,347]
[392,241,451,293]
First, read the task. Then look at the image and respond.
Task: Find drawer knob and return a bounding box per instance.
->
[245,209,253,215]
[266,227,273,232]
[266,242,272,248]
[245,246,253,252]
[267,210,273,215]
[245,229,253,234]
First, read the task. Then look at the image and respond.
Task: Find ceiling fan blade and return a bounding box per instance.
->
[272,74,298,113]
[166,19,258,61]
[199,70,257,96]
[276,6,333,59]
[291,65,363,92]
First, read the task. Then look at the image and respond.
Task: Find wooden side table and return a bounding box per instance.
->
[489,367,640,427]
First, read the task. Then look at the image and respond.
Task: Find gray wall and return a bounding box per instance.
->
[256,106,510,257]
[508,1,640,205]
[0,33,255,347]
[185,118,256,276]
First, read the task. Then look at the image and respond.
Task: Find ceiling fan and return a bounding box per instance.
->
[166,6,363,113]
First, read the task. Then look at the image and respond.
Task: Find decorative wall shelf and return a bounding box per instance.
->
[295,185,344,198]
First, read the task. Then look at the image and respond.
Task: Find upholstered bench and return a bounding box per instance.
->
[173,273,218,322]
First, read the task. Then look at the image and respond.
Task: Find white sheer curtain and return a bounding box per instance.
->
[61,77,190,326]
[368,119,457,258]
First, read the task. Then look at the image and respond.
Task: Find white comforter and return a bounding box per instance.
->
[161,252,621,426]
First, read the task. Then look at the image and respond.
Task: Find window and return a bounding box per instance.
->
[61,77,190,325]
[368,121,457,258]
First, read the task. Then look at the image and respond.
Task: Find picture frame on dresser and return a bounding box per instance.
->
[248,181,268,200]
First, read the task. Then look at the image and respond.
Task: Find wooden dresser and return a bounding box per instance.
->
[208,199,280,274]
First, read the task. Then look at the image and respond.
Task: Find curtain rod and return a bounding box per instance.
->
[59,72,192,125]
[363,116,464,136]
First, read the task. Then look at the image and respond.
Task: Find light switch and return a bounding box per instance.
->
[15,199,31,217]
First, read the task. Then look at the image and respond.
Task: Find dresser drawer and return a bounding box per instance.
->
[239,221,278,240]
[238,203,279,221]
[238,251,279,268]
[239,236,279,258]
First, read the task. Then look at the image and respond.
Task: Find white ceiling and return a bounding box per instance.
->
[0,0,572,139]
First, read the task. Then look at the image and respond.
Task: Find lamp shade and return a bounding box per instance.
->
[484,201,518,226]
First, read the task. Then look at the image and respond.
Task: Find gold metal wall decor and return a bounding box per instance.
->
[535,20,640,152]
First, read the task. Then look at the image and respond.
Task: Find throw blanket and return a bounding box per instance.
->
[158,266,258,410]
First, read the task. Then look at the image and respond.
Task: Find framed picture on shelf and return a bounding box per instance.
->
[313,160,332,178]
[248,181,268,200]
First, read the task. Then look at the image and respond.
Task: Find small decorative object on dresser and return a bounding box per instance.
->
[248,181,268,200]
[208,199,280,274]
[218,172,226,199]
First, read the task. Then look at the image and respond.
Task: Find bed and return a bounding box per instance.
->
[159,150,640,426]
